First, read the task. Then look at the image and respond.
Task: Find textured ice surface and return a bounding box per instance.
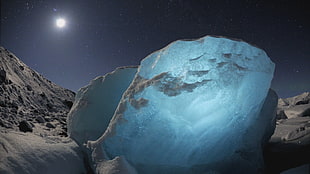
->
[67,67,137,145]
[93,36,277,173]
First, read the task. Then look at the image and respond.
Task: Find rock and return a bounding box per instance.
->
[58,117,66,125]
[44,116,51,122]
[10,102,18,110]
[87,36,276,173]
[287,92,310,106]
[278,92,310,108]
[19,65,24,70]
[46,103,56,112]
[265,116,310,173]
[62,100,74,109]
[18,110,24,115]
[58,131,68,137]
[0,118,7,127]
[1,112,8,119]
[271,117,310,142]
[0,69,8,84]
[296,100,309,105]
[18,120,33,132]
[67,66,137,145]
[276,109,288,119]
[35,116,45,123]
[0,100,6,107]
[277,92,310,119]
[46,122,55,128]
[284,104,310,118]
[10,107,18,114]
[26,84,32,91]
[39,92,46,98]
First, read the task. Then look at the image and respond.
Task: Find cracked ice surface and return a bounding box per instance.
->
[94,36,276,173]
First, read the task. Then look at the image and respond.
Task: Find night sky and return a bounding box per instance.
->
[0,0,309,98]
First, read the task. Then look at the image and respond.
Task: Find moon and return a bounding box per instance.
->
[56,18,66,28]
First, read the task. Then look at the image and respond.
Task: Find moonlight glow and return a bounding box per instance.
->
[56,18,66,28]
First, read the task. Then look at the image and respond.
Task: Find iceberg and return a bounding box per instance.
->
[67,67,137,145]
[87,36,277,173]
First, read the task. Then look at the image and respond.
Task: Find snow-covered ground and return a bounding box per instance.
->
[0,129,86,174]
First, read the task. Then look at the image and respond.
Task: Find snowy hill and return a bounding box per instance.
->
[0,46,75,136]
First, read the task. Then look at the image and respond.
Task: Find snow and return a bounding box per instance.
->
[0,130,86,174]
[67,66,137,145]
[88,36,277,173]
[95,156,138,174]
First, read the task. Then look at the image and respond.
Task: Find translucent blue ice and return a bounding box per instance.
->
[93,36,277,173]
[67,67,137,145]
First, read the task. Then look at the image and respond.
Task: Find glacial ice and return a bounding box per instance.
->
[90,36,277,173]
[67,67,137,145]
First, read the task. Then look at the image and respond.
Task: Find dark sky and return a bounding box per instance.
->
[0,0,309,98]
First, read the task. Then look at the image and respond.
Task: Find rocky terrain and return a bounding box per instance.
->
[0,47,89,173]
[0,46,75,137]
[264,92,310,173]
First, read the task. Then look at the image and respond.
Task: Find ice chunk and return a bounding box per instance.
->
[91,36,276,173]
[67,67,137,145]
